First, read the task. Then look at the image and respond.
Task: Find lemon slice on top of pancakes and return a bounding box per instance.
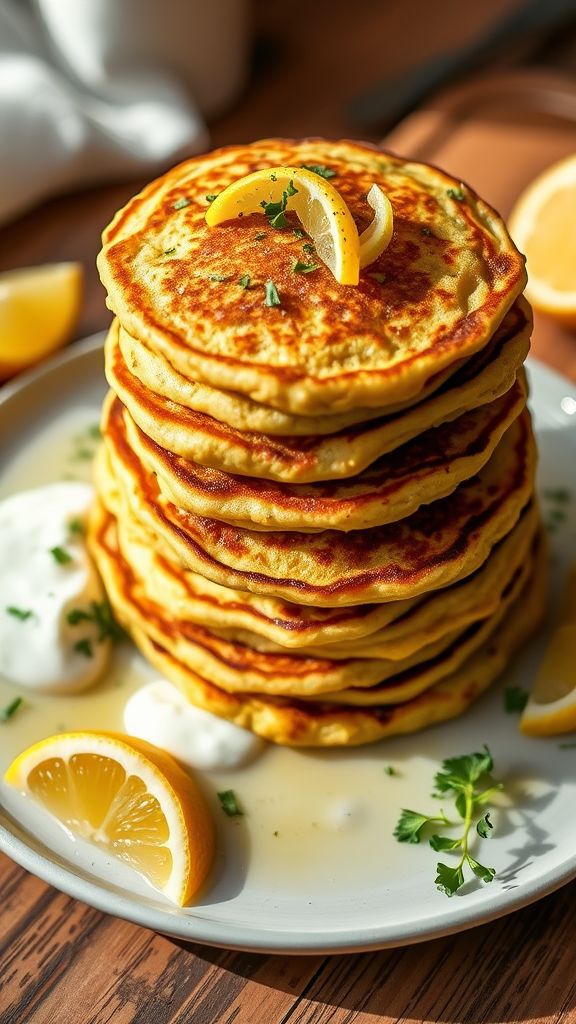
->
[205,166,393,285]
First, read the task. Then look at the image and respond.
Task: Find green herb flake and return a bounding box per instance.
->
[173,197,191,210]
[238,273,251,289]
[543,487,571,504]
[0,697,23,723]
[559,742,576,749]
[447,187,465,201]
[270,173,277,182]
[50,546,72,565]
[302,242,315,254]
[68,518,85,536]
[205,194,218,203]
[421,226,433,237]
[293,228,306,239]
[261,181,298,230]
[255,231,267,241]
[71,447,94,462]
[74,638,93,658]
[292,260,320,274]
[264,280,281,307]
[87,424,101,440]
[67,600,124,643]
[6,606,33,621]
[164,247,177,256]
[384,765,398,777]
[208,273,231,282]
[504,686,529,713]
[393,745,501,897]
[301,164,336,179]
[218,790,243,817]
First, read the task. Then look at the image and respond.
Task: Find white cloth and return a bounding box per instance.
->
[0,0,248,224]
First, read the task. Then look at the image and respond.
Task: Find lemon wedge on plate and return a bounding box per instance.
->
[520,566,576,736]
[4,731,216,904]
[0,262,83,380]
[508,155,576,326]
[206,167,393,285]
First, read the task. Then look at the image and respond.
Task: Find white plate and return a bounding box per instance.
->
[0,337,575,955]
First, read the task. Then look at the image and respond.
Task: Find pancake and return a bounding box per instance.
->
[97,138,526,417]
[105,491,537,654]
[105,300,531,483]
[90,498,541,703]
[121,558,547,746]
[98,401,537,606]
[123,376,527,532]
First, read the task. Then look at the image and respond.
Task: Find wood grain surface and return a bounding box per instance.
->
[1,1,576,1021]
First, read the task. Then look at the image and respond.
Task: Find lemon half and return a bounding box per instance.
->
[508,155,576,326]
[4,731,216,904]
[521,565,576,736]
[0,262,83,379]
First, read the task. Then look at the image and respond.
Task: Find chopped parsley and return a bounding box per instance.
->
[504,686,529,713]
[218,790,243,817]
[6,606,33,621]
[173,196,191,210]
[208,273,231,282]
[0,697,23,723]
[255,231,267,241]
[543,487,571,504]
[87,424,101,440]
[293,228,306,240]
[260,180,298,229]
[270,173,277,182]
[164,247,177,256]
[302,242,315,254]
[68,518,85,536]
[71,447,94,462]
[292,260,320,274]
[447,187,465,202]
[50,546,72,565]
[74,638,93,658]
[394,746,502,896]
[238,273,251,289]
[301,164,336,179]
[205,194,218,203]
[264,280,281,307]
[384,765,398,777]
[67,600,124,642]
[421,226,433,237]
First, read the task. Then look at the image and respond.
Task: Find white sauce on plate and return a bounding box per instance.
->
[124,680,265,770]
[0,482,110,693]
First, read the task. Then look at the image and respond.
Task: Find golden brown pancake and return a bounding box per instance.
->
[97,139,526,416]
[122,377,526,532]
[105,299,531,483]
[101,482,537,652]
[112,556,547,746]
[89,499,541,703]
[98,400,536,606]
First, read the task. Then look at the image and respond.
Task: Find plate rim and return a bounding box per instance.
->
[1,339,575,954]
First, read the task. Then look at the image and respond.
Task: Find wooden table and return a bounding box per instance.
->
[2,2,576,1021]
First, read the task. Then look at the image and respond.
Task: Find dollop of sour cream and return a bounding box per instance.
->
[0,483,110,693]
[124,680,265,770]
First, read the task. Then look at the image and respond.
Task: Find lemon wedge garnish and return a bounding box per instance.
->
[4,731,215,904]
[206,167,394,285]
[508,155,576,326]
[520,565,576,736]
[359,184,394,269]
[0,262,83,380]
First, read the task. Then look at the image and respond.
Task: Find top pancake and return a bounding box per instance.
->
[98,138,526,416]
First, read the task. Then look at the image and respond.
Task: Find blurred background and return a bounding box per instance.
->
[1,0,576,370]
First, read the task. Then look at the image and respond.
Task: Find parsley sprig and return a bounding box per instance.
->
[67,600,124,642]
[394,746,502,896]
[260,180,298,229]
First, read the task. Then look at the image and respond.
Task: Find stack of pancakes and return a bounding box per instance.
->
[91,139,546,746]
